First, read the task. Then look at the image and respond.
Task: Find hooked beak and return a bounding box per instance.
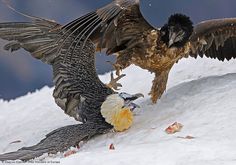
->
[119,92,144,101]
[168,32,177,47]
[119,92,144,111]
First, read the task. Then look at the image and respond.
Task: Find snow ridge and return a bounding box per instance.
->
[0,57,236,165]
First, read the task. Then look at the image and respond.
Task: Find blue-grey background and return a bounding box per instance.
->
[0,0,236,100]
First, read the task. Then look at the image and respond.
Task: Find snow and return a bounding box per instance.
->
[1,57,236,165]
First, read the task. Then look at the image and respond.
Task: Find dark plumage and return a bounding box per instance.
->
[1,0,236,161]
[0,4,142,161]
[160,14,193,48]
[62,0,236,102]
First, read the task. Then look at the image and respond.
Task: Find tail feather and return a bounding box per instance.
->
[0,149,49,162]
[0,122,111,161]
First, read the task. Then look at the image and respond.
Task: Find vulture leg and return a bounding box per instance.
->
[106,73,126,90]
[149,70,170,103]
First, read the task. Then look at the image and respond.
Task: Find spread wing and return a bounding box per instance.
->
[189,18,236,61]
[0,19,61,63]
[61,0,154,55]
[0,17,113,120]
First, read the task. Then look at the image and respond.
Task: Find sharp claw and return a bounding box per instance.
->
[110,72,114,80]
[114,74,126,81]
[116,83,122,87]
[113,84,122,90]
[107,73,125,90]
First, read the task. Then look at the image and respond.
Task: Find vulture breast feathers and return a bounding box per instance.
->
[62,0,236,103]
[0,0,236,161]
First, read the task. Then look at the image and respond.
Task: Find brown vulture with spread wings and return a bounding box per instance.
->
[63,0,236,103]
[0,0,236,161]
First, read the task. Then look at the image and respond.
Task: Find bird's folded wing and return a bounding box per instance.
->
[61,0,154,55]
[189,18,236,61]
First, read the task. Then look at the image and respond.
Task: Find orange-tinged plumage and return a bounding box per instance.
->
[111,107,133,132]
[101,94,134,132]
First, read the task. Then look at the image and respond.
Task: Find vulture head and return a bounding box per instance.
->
[101,93,144,132]
[161,13,193,48]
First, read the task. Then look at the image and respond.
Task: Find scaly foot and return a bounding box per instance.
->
[107,72,126,90]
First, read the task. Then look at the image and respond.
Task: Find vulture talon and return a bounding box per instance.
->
[1,0,236,161]
[107,72,126,90]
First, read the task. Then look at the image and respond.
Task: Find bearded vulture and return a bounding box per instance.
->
[1,0,236,161]
[62,0,236,103]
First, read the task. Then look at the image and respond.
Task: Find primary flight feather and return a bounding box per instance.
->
[64,0,236,103]
[0,0,236,161]
[0,1,143,161]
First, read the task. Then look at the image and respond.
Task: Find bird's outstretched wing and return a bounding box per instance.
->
[61,0,154,55]
[189,18,236,61]
[0,18,61,63]
[0,17,113,120]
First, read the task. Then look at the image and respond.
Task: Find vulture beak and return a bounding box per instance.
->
[168,32,177,47]
[101,93,144,132]
[119,92,144,111]
[119,92,144,101]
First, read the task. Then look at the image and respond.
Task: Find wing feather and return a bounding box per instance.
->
[61,0,153,55]
[0,17,113,120]
[189,18,236,61]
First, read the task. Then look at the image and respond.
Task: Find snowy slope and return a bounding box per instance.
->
[0,57,236,165]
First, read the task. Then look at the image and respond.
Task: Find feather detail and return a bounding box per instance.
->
[101,94,133,132]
